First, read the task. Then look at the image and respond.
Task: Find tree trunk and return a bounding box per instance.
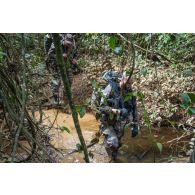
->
[52,33,90,163]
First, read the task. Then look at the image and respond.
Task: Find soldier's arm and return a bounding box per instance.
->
[91,90,102,120]
[72,49,77,59]
[72,50,81,71]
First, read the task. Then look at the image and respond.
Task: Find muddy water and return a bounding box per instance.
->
[36,109,190,163]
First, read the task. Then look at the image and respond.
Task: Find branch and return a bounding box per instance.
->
[117,33,175,63]
[52,33,90,163]
[11,33,27,162]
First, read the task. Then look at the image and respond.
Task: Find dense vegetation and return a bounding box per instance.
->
[0,33,194,163]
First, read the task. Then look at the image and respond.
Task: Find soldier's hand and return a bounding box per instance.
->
[132,126,139,138]
[111,109,121,115]
[63,53,67,59]
[72,59,77,64]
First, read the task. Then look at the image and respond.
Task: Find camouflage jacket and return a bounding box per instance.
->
[44,33,77,60]
[91,79,138,126]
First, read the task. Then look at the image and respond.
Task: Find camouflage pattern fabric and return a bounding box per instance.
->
[47,54,73,102]
[101,120,127,149]
[44,34,75,102]
[91,70,138,159]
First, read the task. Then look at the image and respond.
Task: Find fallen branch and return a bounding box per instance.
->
[63,138,100,156]
[134,146,152,160]
[166,132,189,144]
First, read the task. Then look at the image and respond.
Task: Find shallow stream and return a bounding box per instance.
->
[34,109,190,163]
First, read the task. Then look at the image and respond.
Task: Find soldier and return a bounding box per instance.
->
[44,33,79,105]
[91,70,139,161]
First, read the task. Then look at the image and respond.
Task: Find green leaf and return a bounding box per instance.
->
[137,91,145,99]
[120,144,128,150]
[0,51,7,57]
[124,92,133,102]
[80,107,86,118]
[108,36,118,49]
[188,107,195,115]
[188,93,195,103]
[181,93,190,104]
[75,105,86,118]
[92,80,97,89]
[109,113,114,120]
[180,104,188,109]
[0,51,7,62]
[168,155,174,162]
[76,143,83,152]
[125,69,133,77]
[140,67,148,76]
[189,107,195,114]
[183,69,193,77]
[156,142,163,153]
[60,126,70,133]
[124,123,131,131]
[124,95,132,102]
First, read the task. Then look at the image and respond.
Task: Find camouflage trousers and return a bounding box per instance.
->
[100,120,127,154]
[48,56,73,100]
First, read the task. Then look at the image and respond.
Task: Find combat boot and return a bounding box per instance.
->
[112,149,118,161]
[105,147,118,162]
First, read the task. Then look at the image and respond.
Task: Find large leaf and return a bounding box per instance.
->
[156,142,163,153]
[188,93,195,103]
[188,107,195,115]
[181,93,191,104]
[60,126,70,133]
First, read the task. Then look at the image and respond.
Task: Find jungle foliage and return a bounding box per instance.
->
[0,33,194,163]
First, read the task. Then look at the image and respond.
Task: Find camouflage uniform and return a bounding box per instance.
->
[91,70,139,159]
[44,33,76,103]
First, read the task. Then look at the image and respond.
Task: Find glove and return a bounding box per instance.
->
[72,58,77,64]
[132,126,138,138]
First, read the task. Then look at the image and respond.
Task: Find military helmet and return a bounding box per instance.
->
[65,33,73,42]
[101,70,121,82]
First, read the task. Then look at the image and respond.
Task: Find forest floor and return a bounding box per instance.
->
[1,57,194,163]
